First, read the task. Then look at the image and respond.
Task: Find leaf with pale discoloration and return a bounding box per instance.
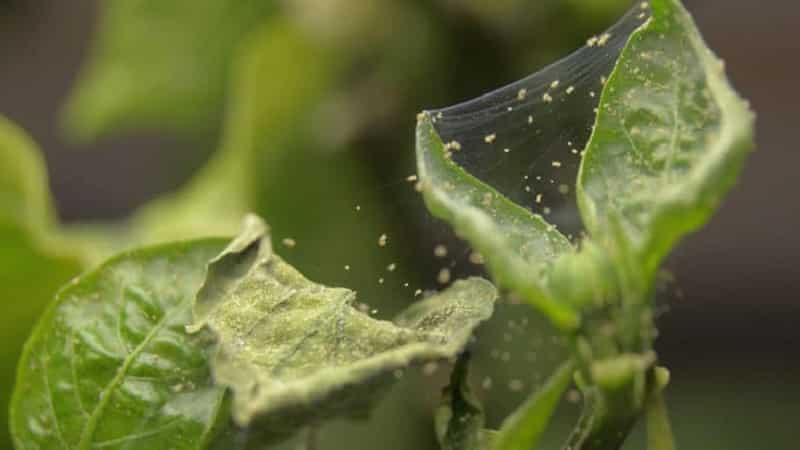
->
[191,215,497,436]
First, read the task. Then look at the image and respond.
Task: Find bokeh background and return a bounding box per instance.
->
[1,0,797,449]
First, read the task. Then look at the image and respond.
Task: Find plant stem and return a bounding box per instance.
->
[646,390,677,450]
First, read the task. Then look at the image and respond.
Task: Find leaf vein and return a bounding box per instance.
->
[76,293,189,450]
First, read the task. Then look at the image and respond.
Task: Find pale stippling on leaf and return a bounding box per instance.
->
[190,215,497,432]
[11,240,228,450]
[416,0,751,448]
[577,0,754,281]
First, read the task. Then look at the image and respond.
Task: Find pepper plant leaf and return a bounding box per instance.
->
[63,18,338,264]
[10,239,228,450]
[0,117,85,448]
[576,0,755,280]
[63,0,275,140]
[415,114,577,331]
[190,215,497,433]
[435,354,495,450]
[491,360,575,450]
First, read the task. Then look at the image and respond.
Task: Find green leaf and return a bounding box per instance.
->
[63,0,275,140]
[64,18,338,264]
[190,215,497,434]
[127,18,334,240]
[0,117,85,448]
[435,354,495,450]
[10,239,228,450]
[415,113,577,331]
[492,360,575,450]
[646,392,676,450]
[646,371,677,450]
[577,0,755,280]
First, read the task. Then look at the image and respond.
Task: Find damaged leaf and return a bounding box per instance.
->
[191,215,497,437]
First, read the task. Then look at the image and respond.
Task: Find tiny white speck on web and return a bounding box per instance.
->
[422,5,647,239]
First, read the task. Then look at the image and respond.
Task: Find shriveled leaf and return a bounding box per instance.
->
[191,215,497,435]
[415,113,577,331]
[63,0,274,140]
[0,117,85,448]
[10,240,228,450]
[577,0,755,279]
[492,360,574,450]
[435,354,495,450]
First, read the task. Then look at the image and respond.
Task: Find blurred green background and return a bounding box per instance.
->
[0,0,797,449]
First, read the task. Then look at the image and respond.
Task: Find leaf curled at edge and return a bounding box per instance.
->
[577,0,755,280]
[190,215,497,438]
[10,239,229,450]
[415,114,577,331]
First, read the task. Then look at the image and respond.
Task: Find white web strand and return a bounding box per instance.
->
[429,4,651,239]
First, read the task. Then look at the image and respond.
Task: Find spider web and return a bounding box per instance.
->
[428,5,650,239]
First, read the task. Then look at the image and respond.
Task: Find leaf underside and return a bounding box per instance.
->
[11,240,228,450]
[191,215,497,439]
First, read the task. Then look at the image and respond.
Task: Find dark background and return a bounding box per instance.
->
[1,0,797,448]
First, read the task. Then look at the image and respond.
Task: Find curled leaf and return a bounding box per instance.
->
[191,215,497,435]
[577,0,755,279]
[416,114,576,331]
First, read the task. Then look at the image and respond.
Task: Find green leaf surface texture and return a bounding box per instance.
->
[191,215,497,433]
[11,240,228,450]
[577,0,755,279]
[416,114,577,330]
[0,118,85,448]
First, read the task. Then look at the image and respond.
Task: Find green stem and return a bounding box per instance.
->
[646,390,677,450]
[561,388,639,450]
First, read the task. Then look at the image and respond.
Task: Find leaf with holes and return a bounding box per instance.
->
[190,215,497,437]
[10,240,228,450]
